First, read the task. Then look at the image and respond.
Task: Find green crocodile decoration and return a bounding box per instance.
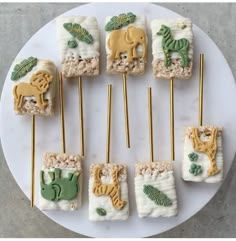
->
[40,168,80,201]
[143,184,172,207]
[157,25,190,67]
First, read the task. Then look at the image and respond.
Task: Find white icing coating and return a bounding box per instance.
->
[105,15,147,57]
[135,165,178,218]
[151,18,193,61]
[89,175,129,221]
[182,131,224,183]
[39,167,82,211]
[12,59,57,100]
[56,16,100,60]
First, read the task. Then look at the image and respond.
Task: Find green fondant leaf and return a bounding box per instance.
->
[68,39,78,48]
[105,12,136,31]
[63,23,94,44]
[11,57,38,81]
[96,207,107,216]
[143,185,172,207]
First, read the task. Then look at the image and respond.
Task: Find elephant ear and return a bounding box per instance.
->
[125,26,135,44]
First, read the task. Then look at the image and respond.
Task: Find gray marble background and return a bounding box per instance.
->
[0,3,235,238]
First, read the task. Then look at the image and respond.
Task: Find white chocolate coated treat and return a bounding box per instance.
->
[39,153,83,211]
[151,18,193,79]
[182,126,224,183]
[57,16,100,77]
[12,59,57,116]
[135,161,178,218]
[89,163,129,221]
[105,14,147,75]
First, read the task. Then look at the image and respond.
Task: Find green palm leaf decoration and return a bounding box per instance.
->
[11,57,38,81]
[63,23,94,44]
[143,185,172,207]
[105,12,136,31]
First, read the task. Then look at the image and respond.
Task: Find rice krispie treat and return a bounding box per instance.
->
[105,13,147,75]
[39,153,83,211]
[12,58,57,115]
[182,126,224,183]
[135,161,178,218]
[57,16,100,77]
[151,18,193,79]
[89,163,129,221]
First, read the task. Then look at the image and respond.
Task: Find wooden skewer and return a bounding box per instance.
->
[170,77,175,161]
[58,72,66,153]
[30,114,35,208]
[148,88,154,163]
[78,76,85,156]
[106,84,112,164]
[199,53,204,126]
[122,73,130,148]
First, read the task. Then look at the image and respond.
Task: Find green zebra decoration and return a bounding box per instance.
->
[157,25,190,67]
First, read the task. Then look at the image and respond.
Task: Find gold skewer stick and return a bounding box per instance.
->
[106,84,112,164]
[58,72,66,153]
[199,54,204,126]
[170,77,175,161]
[148,88,154,163]
[122,73,130,148]
[30,114,36,208]
[78,76,85,156]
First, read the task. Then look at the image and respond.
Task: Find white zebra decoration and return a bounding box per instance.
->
[157,25,190,67]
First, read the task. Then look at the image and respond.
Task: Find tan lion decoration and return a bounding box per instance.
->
[13,70,53,111]
[107,26,147,63]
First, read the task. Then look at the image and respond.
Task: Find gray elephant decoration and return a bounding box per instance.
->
[107,26,147,63]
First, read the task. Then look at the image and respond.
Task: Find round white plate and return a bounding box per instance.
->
[1,3,236,238]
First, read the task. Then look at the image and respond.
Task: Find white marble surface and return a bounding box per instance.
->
[0,3,236,238]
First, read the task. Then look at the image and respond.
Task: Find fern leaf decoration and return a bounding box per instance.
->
[105,12,136,31]
[63,23,94,44]
[11,57,38,81]
[143,185,172,207]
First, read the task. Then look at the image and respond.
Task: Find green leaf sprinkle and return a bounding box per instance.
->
[67,39,78,48]
[105,12,136,31]
[63,23,94,44]
[96,207,107,216]
[11,57,38,81]
[143,185,172,207]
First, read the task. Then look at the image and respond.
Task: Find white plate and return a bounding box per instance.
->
[0,3,236,238]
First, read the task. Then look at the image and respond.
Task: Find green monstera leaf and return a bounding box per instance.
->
[143,185,172,207]
[11,57,38,81]
[105,12,136,31]
[63,23,94,44]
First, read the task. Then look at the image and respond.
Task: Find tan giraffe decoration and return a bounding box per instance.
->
[92,166,126,210]
[189,127,221,176]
